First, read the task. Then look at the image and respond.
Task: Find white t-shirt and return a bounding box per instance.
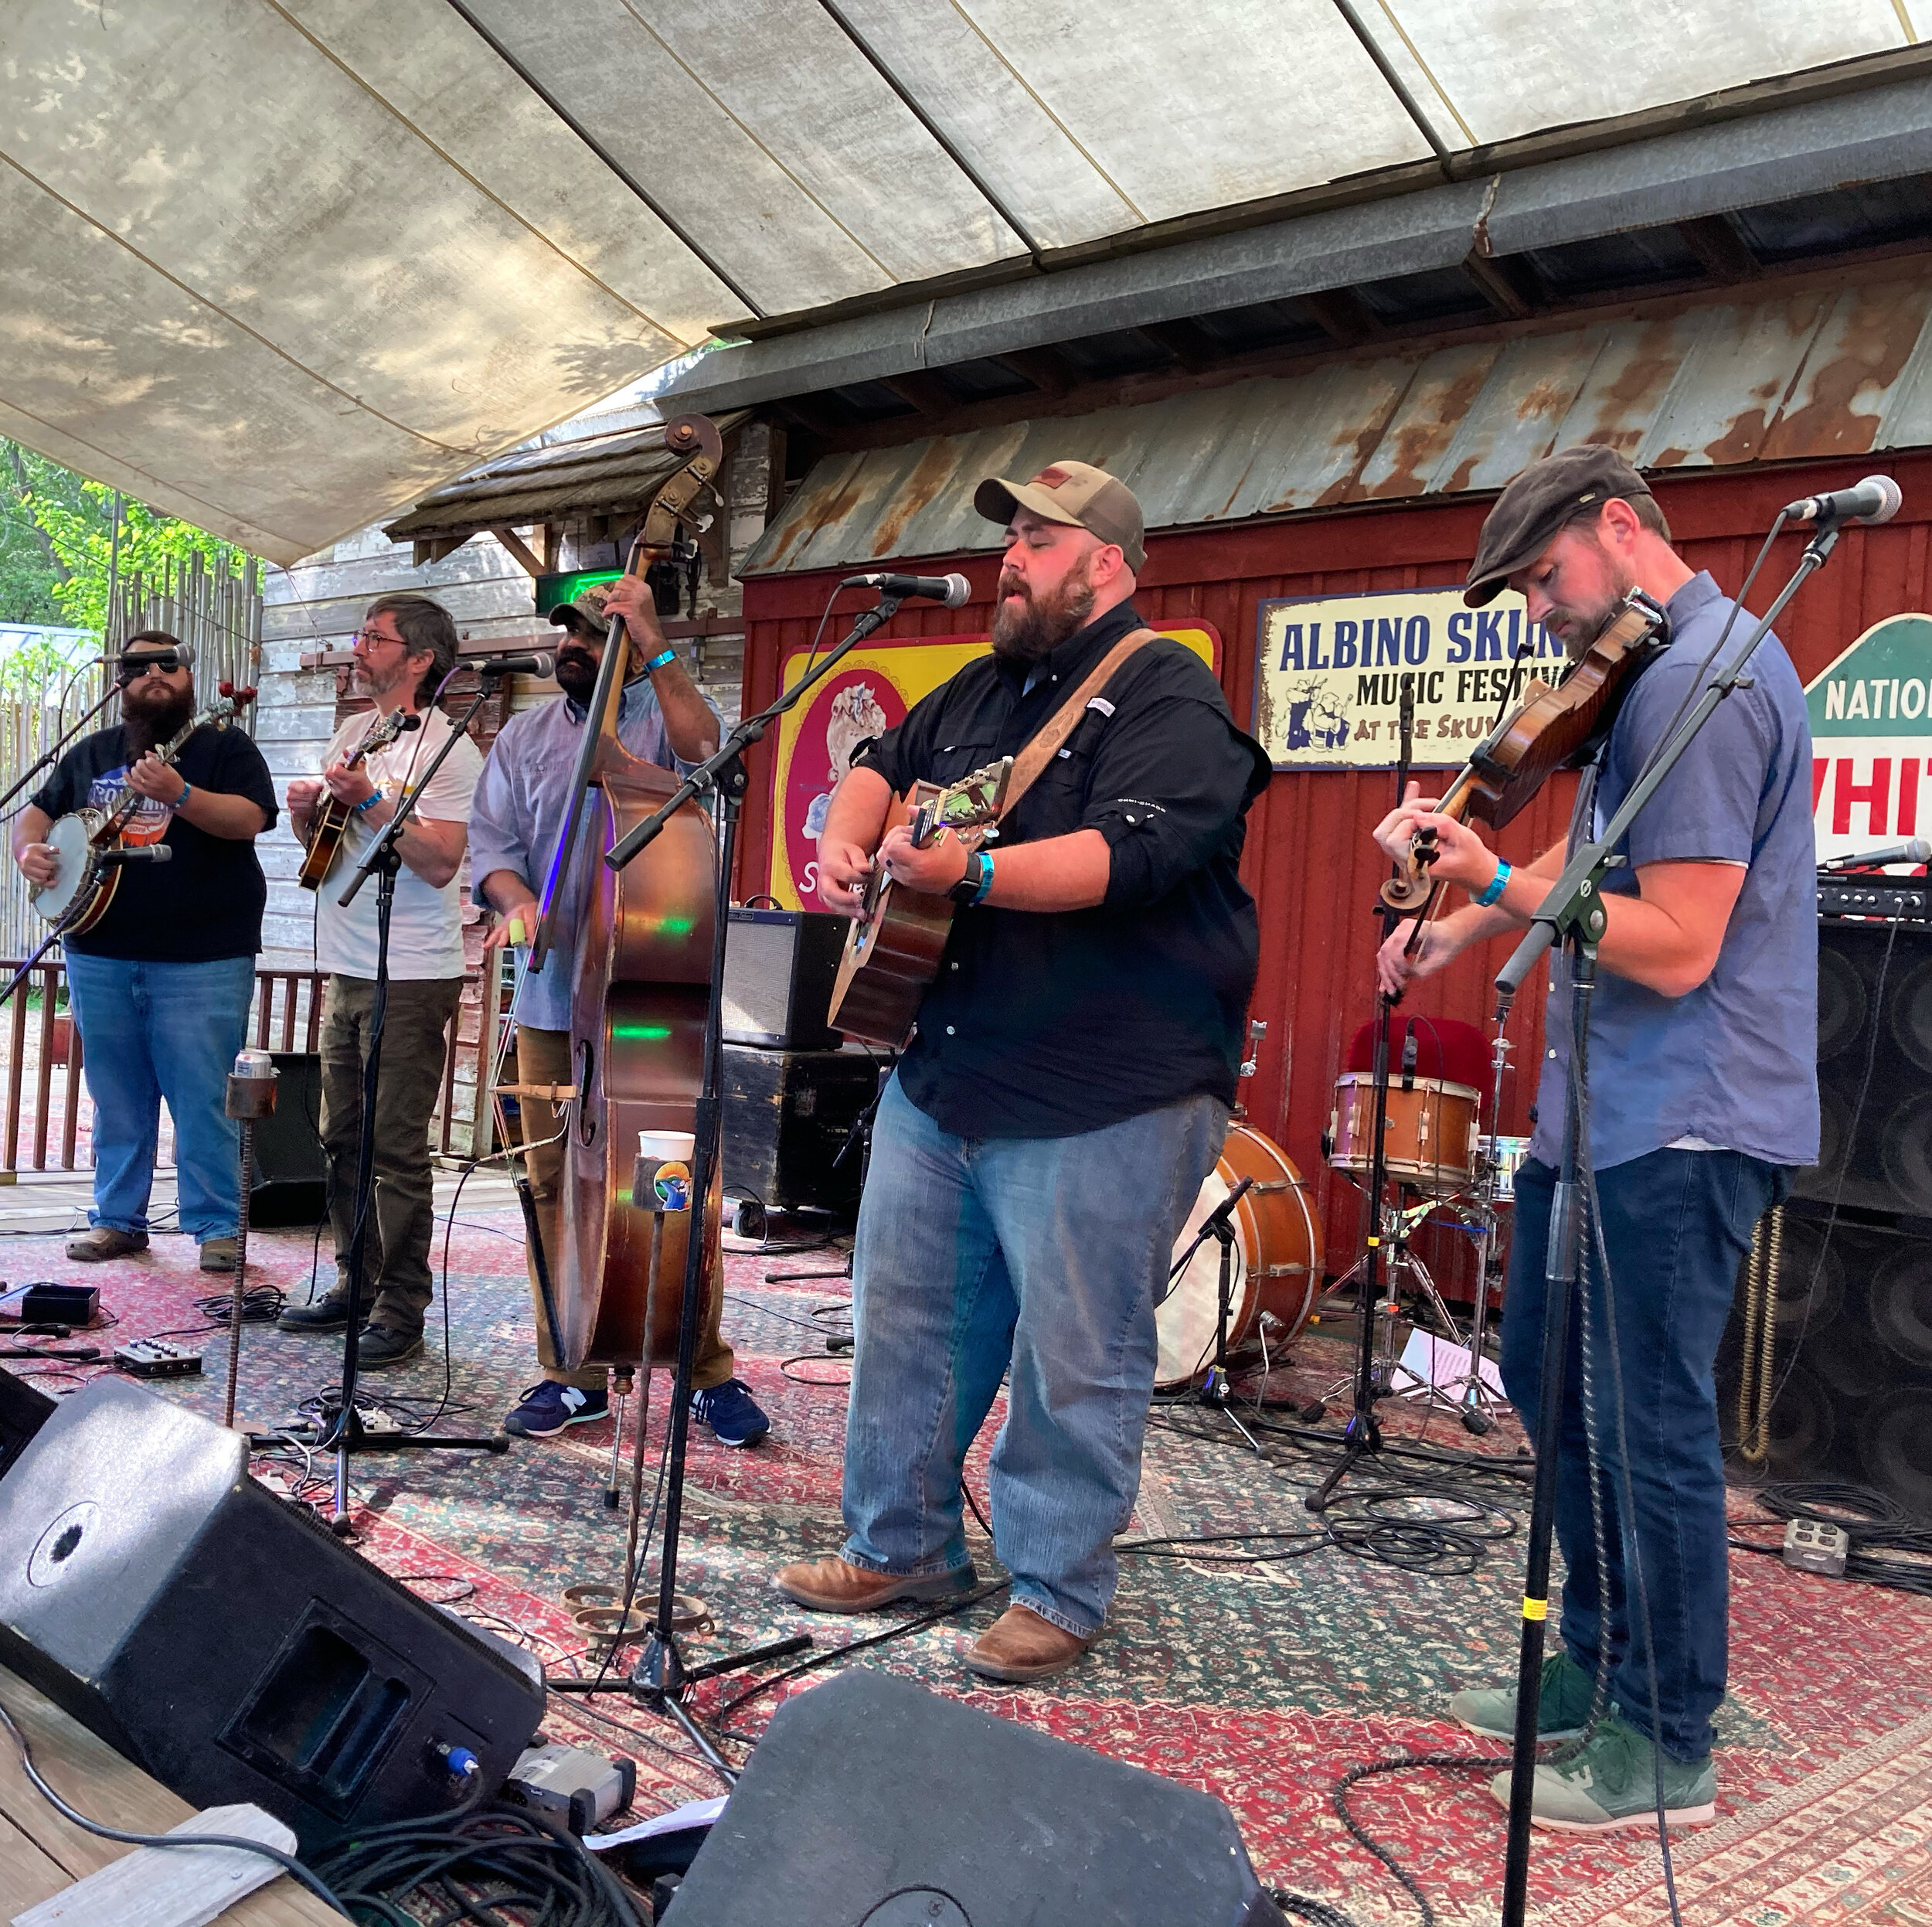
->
[313,706,482,982]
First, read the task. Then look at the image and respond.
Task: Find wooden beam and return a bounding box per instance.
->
[998,345,1080,395]
[1295,288,1383,346]
[882,369,957,415]
[771,393,848,437]
[489,525,543,578]
[1461,251,1537,321]
[1141,317,1222,374]
[1678,214,1762,282]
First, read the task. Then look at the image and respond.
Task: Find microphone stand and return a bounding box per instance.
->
[1168,1175,1258,1450]
[0,680,123,819]
[547,591,910,1758]
[1494,514,1847,1927]
[314,678,515,1532]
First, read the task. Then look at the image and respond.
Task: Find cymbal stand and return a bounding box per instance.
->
[1166,1175,1257,1449]
[1439,1029,1515,1435]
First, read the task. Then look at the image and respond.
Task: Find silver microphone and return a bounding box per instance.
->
[1783,476,1903,526]
[471,652,558,679]
[841,573,972,608]
[1821,838,1932,870]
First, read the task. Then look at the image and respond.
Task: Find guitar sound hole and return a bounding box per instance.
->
[576,1040,596,1147]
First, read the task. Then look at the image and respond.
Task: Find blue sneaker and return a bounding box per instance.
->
[505,1381,608,1438]
[691,1377,770,1447]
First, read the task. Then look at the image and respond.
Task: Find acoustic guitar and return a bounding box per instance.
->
[31,684,257,934]
[826,758,1012,1048]
[296,706,421,890]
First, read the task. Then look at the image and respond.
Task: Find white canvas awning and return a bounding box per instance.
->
[2,0,1925,561]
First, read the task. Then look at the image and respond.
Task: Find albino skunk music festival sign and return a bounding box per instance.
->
[1254,587,1560,768]
[1808,611,1932,865]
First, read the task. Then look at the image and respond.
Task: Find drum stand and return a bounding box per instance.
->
[1167,1174,1258,1450]
[1437,1029,1515,1435]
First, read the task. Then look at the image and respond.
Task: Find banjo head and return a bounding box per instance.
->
[30,812,105,923]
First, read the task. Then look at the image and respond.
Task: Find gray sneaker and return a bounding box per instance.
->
[65,1227,148,1262]
[1449,1650,1596,1741]
[1488,1707,1717,1832]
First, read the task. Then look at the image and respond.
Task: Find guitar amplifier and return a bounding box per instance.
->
[247,1052,329,1228]
[721,1044,886,1218]
[723,909,849,1051]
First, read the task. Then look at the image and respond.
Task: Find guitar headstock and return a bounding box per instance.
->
[210,682,259,723]
[910,758,1013,849]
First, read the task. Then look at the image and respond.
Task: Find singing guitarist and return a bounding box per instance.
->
[775,461,1268,1684]
[12,631,277,1272]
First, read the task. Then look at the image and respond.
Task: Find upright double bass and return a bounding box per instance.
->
[532,414,726,1370]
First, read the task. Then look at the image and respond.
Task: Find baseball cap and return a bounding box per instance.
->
[974,460,1146,571]
[546,586,613,637]
[1464,445,1656,607]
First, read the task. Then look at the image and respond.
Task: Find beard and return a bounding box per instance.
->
[991,562,1097,666]
[555,645,600,703]
[1546,545,1638,662]
[122,681,194,753]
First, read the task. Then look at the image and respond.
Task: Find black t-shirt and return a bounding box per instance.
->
[858,600,1270,1139]
[30,721,277,962]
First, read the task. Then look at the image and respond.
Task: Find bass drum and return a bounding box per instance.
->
[1155,1125,1321,1390]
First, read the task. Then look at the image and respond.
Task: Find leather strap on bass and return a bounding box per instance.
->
[999,628,1158,819]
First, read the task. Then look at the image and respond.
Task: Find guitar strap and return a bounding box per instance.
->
[998,628,1158,820]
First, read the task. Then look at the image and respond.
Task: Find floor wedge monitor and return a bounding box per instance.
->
[0,1376,545,1851]
[669,1667,1286,1927]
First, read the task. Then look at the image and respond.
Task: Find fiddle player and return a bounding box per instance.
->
[1372,445,1818,1830]
[469,580,771,1449]
[12,631,277,1273]
[773,461,1269,1684]
[279,595,481,1368]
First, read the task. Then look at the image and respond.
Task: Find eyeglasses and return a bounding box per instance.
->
[120,656,185,679]
[352,627,407,652]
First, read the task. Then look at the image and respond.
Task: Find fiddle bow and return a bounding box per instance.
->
[1381,591,1669,915]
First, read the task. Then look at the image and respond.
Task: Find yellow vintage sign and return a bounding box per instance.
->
[1255,586,1560,768]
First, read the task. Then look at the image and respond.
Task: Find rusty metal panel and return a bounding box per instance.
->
[742,273,1932,574]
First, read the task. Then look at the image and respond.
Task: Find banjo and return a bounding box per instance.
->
[296,706,420,890]
[31,683,257,932]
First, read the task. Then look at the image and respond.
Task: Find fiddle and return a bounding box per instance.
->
[1380,591,1668,914]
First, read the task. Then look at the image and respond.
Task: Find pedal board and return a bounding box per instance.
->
[113,1339,204,1378]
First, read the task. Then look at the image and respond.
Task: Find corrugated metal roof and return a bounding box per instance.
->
[383,411,748,540]
[742,273,1932,575]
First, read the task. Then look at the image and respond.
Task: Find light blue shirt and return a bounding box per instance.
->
[469,679,717,1032]
[1532,571,1820,1172]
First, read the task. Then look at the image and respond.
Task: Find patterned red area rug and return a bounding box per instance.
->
[5,1209,1930,1925]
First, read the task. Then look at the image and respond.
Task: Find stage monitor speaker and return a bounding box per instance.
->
[1719,1202,1932,1516]
[1798,920,1932,1215]
[248,1050,328,1227]
[0,1376,545,1851]
[0,1365,54,1484]
[668,1667,1284,1927]
[721,1044,883,1218]
[723,908,849,1051]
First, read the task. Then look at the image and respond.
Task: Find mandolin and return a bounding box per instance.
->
[826,759,1013,1048]
[1380,591,1669,914]
[297,707,422,890]
[31,684,258,933]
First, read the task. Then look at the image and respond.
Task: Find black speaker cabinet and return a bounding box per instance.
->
[1719,1202,1932,1516]
[669,1668,1284,1927]
[247,1050,328,1227]
[723,908,850,1050]
[0,1377,545,1850]
[1799,921,1932,1215]
[0,1365,54,1484]
[721,1044,883,1217]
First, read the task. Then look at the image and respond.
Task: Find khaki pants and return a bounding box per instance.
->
[319,973,464,1337]
[512,1025,736,1394]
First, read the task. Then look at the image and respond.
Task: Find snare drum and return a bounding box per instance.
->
[1155,1125,1321,1389]
[1479,1134,1533,1204]
[1328,1071,1481,1197]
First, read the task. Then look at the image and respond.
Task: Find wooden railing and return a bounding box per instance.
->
[0,952,502,1173]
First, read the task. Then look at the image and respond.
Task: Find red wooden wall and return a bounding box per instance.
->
[736,451,1932,1291]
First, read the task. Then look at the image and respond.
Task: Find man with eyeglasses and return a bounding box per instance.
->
[11,629,277,1271]
[279,595,481,1368]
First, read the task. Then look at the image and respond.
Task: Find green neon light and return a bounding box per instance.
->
[642,914,696,936]
[533,567,622,615]
[611,1022,673,1040]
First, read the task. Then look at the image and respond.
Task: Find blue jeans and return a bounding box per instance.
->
[63,954,257,1241]
[1502,1148,1786,1760]
[842,1075,1228,1637]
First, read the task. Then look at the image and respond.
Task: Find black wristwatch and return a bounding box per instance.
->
[947,849,989,905]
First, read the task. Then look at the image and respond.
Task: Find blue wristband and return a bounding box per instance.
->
[174,779,191,810]
[971,849,994,904]
[645,646,677,672]
[1474,858,1511,907]
[352,790,382,815]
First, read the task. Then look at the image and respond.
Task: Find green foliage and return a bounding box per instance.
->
[0,439,253,637]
